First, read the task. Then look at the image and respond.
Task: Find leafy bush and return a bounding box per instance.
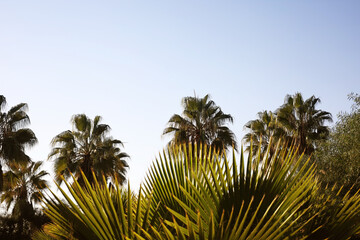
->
[315,93,360,192]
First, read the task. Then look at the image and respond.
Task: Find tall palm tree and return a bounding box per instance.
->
[49,114,129,186]
[1,160,48,237]
[243,110,287,155]
[163,94,237,152]
[276,92,333,154]
[0,95,37,190]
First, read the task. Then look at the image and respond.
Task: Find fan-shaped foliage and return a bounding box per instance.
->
[277,92,333,154]
[243,93,333,157]
[163,94,237,153]
[49,114,129,186]
[37,142,360,239]
[1,160,48,238]
[0,95,37,190]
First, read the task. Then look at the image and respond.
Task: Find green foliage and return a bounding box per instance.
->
[302,185,360,239]
[37,142,360,239]
[38,172,155,240]
[0,95,37,190]
[244,93,332,156]
[163,94,237,152]
[243,110,287,155]
[48,114,129,186]
[0,213,50,239]
[277,93,332,154]
[0,160,49,239]
[315,93,360,191]
[1,161,48,214]
[161,143,316,239]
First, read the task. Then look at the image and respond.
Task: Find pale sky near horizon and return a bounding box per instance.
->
[1,1,360,190]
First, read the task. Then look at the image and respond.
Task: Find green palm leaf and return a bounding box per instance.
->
[40,171,156,240]
[38,141,360,239]
[49,114,129,186]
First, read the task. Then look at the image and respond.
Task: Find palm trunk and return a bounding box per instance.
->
[300,132,307,154]
[80,154,94,186]
[0,163,3,191]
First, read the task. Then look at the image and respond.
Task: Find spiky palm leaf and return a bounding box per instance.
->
[145,142,315,239]
[142,144,206,229]
[299,184,360,239]
[38,142,360,239]
[39,168,163,240]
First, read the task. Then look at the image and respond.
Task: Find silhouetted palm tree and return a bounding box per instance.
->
[1,160,48,236]
[49,114,129,186]
[0,95,37,190]
[243,110,286,155]
[163,94,237,152]
[276,92,332,154]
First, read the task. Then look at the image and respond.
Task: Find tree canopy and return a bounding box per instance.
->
[243,92,332,155]
[0,95,37,190]
[315,93,360,190]
[277,92,333,154]
[49,114,129,186]
[163,94,237,152]
[1,160,48,238]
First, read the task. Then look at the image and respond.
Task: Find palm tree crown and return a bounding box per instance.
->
[163,94,237,152]
[0,95,37,190]
[49,114,129,186]
[276,92,333,154]
[1,160,48,220]
[243,110,286,154]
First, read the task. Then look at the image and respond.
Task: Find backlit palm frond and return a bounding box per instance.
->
[277,93,332,155]
[164,94,237,153]
[49,114,129,186]
[38,142,360,239]
[162,142,316,239]
[40,172,154,240]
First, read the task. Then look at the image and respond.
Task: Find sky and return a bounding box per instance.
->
[1,1,360,190]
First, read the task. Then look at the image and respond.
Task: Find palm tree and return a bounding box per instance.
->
[1,160,48,237]
[163,94,237,152]
[276,92,333,154]
[243,110,287,156]
[0,95,37,190]
[49,114,129,186]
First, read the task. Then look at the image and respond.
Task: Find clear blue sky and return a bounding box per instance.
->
[1,1,359,189]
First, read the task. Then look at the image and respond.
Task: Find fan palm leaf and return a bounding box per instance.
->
[38,142,360,239]
[49,114,129,186]
[163,94,237,153]
[277,93,332,154]
[0,95,37,190]
[39,171,155,240]
[159,143,315,239]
